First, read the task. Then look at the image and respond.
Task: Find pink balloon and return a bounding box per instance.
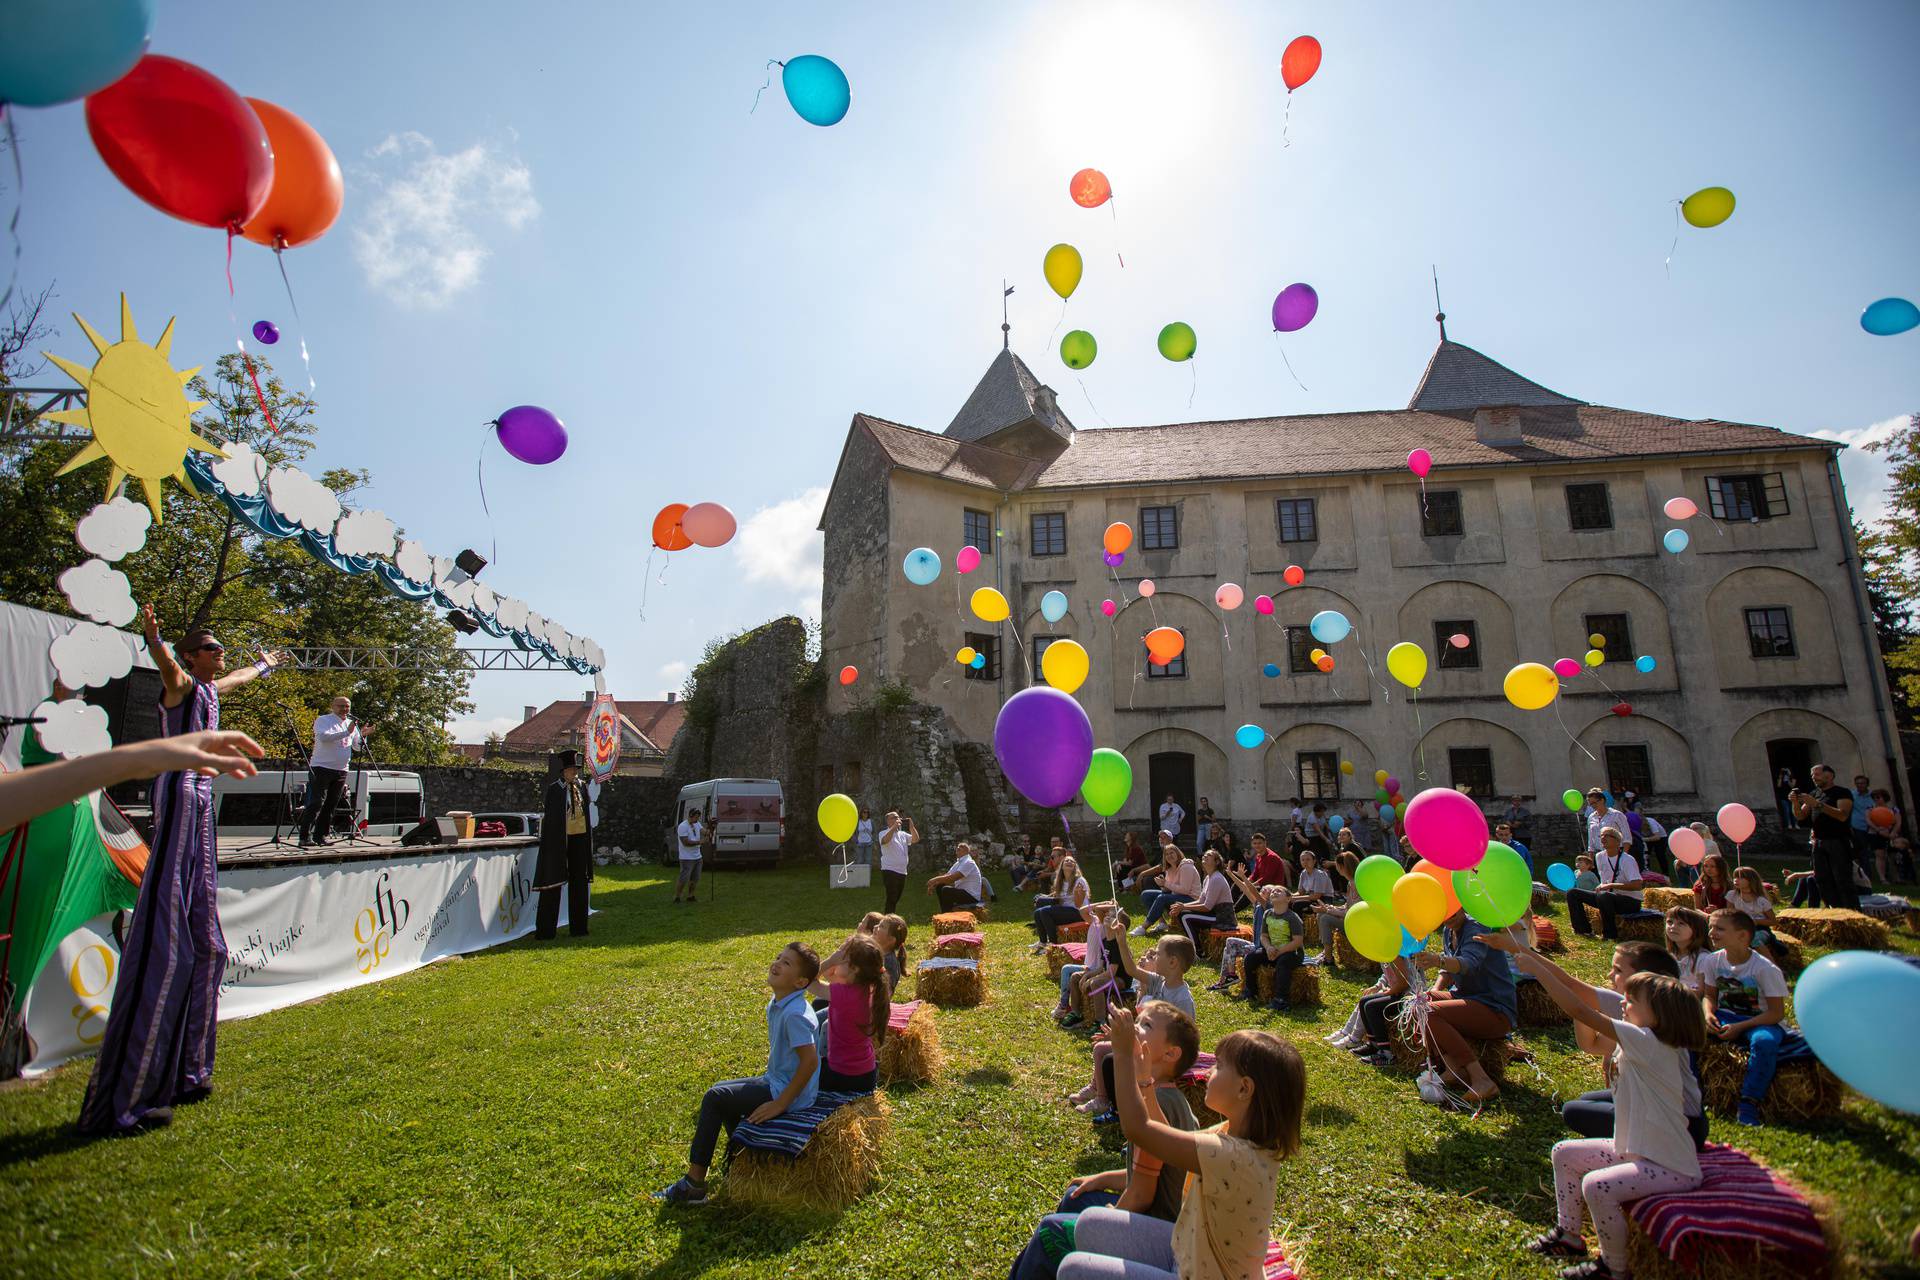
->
[1552,657,1582,679]
[1668,826,1706,866]
[681,502,736,547]
[1448,632,1470,649]
[1716,802,1756,845]
[1408,448,1433,478]
[1138,579,1156,598]
[1663,497,1697,520]
[1401,786,1489,872]
[1101,599,1117,617]
[1254,594,1274,616]
[1215,582,1244,610]
[956,545,981,573]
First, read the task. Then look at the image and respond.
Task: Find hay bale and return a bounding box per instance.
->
[1583,906,1664,942]
[931,911,981,936]
[1204,925,1253,961]
[1773,908,1890,950]
[1905,906,1919,935]
[931,933,983,962]
[1388,1025,1513,1081]
[1531,915,1565,954]
[1697,1039,1845,1122]
[1517,979,1571,1028]
[1624,1195,1837,1280]
[915,957,987,1008]
[1643,886,1694,912]
[1044,943,1086,980]
[723,1093,892,1212]
[1252,962,1324,1007]
[1057,921,1088,943]
[877,1002,943,1085]
[1177,1054,1223,1126]
[1765,930,1804,975]
[1332,926,1383,974]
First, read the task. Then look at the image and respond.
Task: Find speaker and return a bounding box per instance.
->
[399,818,442,847]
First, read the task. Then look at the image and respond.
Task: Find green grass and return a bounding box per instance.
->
[2,864,1916,1279]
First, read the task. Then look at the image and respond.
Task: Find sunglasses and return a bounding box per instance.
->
[190,643,226,655]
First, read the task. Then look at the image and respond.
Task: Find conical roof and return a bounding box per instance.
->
[944,348,1074,443]
[1408,340,1584,412]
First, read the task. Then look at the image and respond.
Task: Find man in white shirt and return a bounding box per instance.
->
[673,807,703,903]
[299,696,363,847]
[1566,826,1645,939]
[878,811,919,914]
[1584,789,1632,855]
[927,840,984,912]
[1157,795,1185,842]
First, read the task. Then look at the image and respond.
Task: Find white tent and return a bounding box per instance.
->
[0,600,156,771]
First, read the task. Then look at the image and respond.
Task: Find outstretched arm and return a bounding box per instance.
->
[141,604,193,705]
[214,648,292,694]
[0,730,264,832]
[1108,1009,1205,1175]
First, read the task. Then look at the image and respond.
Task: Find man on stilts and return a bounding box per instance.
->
[535,749,594,939]
[78,605,288,1135]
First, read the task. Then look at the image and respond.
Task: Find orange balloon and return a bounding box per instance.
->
[1283,564,1305,586]
[1144,626,1185,664]
[839,665,858,686]
[1103,521,1133,555]
[1281,35,1322,91]
[238,98,343,249]
[1412,858,1463,917]
[1071,167,1112,209]
[652,503,693,551]
[1315,654,1335,672]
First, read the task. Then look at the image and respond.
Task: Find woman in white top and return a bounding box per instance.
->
[1168,850,1237,952]
[1031,856,1093,950]
[853,808,875,866]
[1134,847,1201,936]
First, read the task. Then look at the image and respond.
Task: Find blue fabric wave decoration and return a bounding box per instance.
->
[182,455,596,672]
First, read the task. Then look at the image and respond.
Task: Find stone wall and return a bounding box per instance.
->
[819,429,892,717]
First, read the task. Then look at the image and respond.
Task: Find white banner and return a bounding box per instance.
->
[20,841,572,1076]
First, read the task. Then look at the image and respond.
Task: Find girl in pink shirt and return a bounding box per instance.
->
[809,935,890,1093]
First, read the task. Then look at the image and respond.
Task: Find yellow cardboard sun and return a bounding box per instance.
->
[43,293,223,522]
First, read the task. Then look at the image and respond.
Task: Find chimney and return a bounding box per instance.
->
[667,691,677,703]
[522,705,537,722]
[1473,407,1525,446]
[582,690,594,703]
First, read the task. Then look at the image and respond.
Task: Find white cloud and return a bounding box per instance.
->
[49,622,134,690]
[59,558,136,627]
[659,659,689,686]
[334,509,397,559]
[446,714,521,744]
[266,465,341,534]
[1811,415,1909,528]
[210,439,267,497]
[353,131,539,308]
[32,699,113,758]
[394,539,433,584]
[74,496,151,561]
[734,487,827,610]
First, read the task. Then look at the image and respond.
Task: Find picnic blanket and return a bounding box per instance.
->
[1628,1144,1827,1269]
[934,931,984,947]
[1050,942,1088,963]
[1177,1051,1216,1088]
[887,1000,923,1031]
[1262,1239,1297,1280]
[729,1090,871,1158]
[916,957,979,972]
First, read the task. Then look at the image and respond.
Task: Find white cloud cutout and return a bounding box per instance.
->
[394,539,433,584]
[441,578,476,608]
[59,558,136,627]
[266,465,341,534]
[49,622,135,690]
[493,596,529,631]
[431,555,456,587]
[471,581,497,615]
[334,509,397,559]
[734,488,827,610]
[211,439,267,497]
[32,699,113,758]
[353,131,539,309]
[1810,414,1908,529]
[74,496,151,562]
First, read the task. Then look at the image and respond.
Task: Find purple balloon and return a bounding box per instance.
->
[251,320,279,345]
[493,404,568,465]
[993,687,1094,808]
[1104,550,1124,567]
[1271,283,1318,333]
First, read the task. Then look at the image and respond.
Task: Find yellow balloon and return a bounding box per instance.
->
[971,586,1010,623]
[1386,641,1428,688]
[1584,648,1605,667]
[1040,637,1090,694]
[1344,901,1404,964]
[1587,632,1606,648]
[817,792,858,844]
[1044,243,1083,300]
[1340,760,1355,776]
[1503,662,1559,710]
[1374,769,1389,786]
[1681,186,1735,229]
[1309,647,1326,663]
[1391,871,1449,939]
[957,646,977,664]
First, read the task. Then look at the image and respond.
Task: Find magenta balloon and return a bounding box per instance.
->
[1271,283,1318,333]
[1408,448,1432,477]
[1254,594,1274,616]
[956,545,981,573]
[1402,786,1490,872]
[494,405,568,465]
[1553,657,1582,679]
[1101,598,1117,617]
[993,686,1095,808]
[1717,802,1756,845]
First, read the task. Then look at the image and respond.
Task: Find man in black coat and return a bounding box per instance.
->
[535,749,595,938]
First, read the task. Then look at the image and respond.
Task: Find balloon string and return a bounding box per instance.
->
[1554,697,1597,762]
[222,227,281,438]
[1108,563,1133,608]
[273,246,317,393]
[1188,358,1197,411]
[1108,196,1125,269]
[1355,639,1392,703]
[1076,377,1112,427]
[1420,474,1430,521]
[658,548,672,585]
[1412,689,1429,782]
[1276,338,1308,392]
[1281,91,1293,150]
[0,106,21,311]
[637,545,656,620]
[750,59,782,113]
[1049,297,1068,350]
[1664,201,1681,277]
[476,426,499,567]
[225,226,236,296]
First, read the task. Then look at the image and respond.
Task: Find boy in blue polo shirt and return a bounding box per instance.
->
[656,941,821,1205]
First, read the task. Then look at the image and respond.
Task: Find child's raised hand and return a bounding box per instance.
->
[1479,931,1520,953]
[1107,1006,1138,1053]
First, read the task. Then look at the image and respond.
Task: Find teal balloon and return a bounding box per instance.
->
[1061,329,1097,370]
[1861,297,1920,337]
[1309,610,1350,644]
[1157,321,1197,362]
[1546,861,1576,891]
[1079,747,1133,818]
[1795,951,1920,1112]
[1379,803,1396,824]
[970,652,986,669]
[1451,841,1532,928]
[1399,927,1428,958]
[1328,814,1344,832]
[903,547,941,586]
[1663,528,1690,554]
[0,0,154,107]
[1353,854,1401,907]
[1634,655,1656,673]
[1234,723,1265,750]
[1262,662,1281,678]
[782,55,850,126]
[1041,590,1070,624]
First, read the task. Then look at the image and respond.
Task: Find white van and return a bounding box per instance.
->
[673,778,784,867]
[214,769,426,838]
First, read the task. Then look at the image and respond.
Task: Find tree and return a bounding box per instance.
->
[1863,417,1920,728]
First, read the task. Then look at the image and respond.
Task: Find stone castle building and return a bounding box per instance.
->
[816,328,1906,837]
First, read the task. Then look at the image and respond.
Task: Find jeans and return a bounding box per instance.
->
[1137,890,1192,928]
[1056,1207,1180,1280]
[1057,963,1088,1010]
[1243,948,1301,1005]
[1791,875,1822,907]
[1034,900,1085,944]
[1724,1020,1785,1105]
[1563,1089,1708,1150]
[299,765,347,841]
[938,886,984,913]
[854,839,872,867]
[688,1076,773,1169]
[1566,887,1642,937]
[1813,834,1861,910]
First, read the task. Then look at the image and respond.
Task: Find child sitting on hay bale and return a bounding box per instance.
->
[1210,881,1304,1013]
[1054,904,1121,1025]
[1726,866,1787,960]
[1064,996,1200,1129]
[1699,908,1804,1127]
[855,911,911,996]
[1328,957,1413,1058]
[1664,907,1712,995]
[1123,933,1197,1024]
[808,933,891,1094]
[655,941,822,1207]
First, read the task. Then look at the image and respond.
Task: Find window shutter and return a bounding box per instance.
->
[1763,472,1788,517]
[1705,477,1727,520]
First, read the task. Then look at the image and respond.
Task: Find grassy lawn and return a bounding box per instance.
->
[2,861,1916,1280]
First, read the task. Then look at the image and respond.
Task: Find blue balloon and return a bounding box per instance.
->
[1399,927,1430,958]
[0,0,153,107]
[1634,655,1656,673]
[1041,590,1070,624]
[1261,662,1281,678]
[1379,802,1395,823]
[1795,951,1920,1113]
[970,652,986,669]
[1309,609,1351,644]
[1546,862,1576,891]
[903,547,941,586]
[782,54,850,127]
[1328,814,1344,832]
[1234,724,1265,750]
[1662,528,1690,554]
[1861,297,1920,337]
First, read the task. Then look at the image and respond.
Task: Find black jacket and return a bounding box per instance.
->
[537,775,594,883]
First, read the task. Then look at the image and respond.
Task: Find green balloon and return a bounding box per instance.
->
[1344,900,1404,964]
[1375,787,1389,803]
[1353,854,1402,908]
[1079,747,1132,818]
[1157,321,1196,362]
[1451,841,1532,929]
[1562,788,1583,812]
[1061,329,1097,370]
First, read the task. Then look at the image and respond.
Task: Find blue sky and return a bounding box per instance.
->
[14,1,1918,741]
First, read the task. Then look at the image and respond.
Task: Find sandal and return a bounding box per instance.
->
[1525,1227,1588,1259]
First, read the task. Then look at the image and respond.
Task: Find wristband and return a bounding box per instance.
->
[255,658,272,676]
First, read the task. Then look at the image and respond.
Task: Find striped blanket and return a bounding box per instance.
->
[1052,942,1088,963]
[1178,1051,1216,1088]
[729,1091,870,1159]
[934,931,984,947]
[917,957,979,972]
[886,1000,922,1031]
[1628,1144,1826,1269]
[1262,1239,1297,1280]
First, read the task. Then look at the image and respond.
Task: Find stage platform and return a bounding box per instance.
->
[215,833,536,869]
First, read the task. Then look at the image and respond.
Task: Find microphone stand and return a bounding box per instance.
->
[231,708,308,854]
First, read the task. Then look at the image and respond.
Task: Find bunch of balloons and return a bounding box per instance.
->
[652,502,736,550]
[1343,787,1533,963]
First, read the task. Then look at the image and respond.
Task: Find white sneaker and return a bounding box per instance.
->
[1129,926,1147,937]
[1326,1031,1355,1048]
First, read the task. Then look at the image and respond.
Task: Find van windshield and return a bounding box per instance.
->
[712,793,781,824]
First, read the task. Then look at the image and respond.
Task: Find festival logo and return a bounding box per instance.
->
[351,869,412,975]
[497,861,532,934]
[67,943,116,1045]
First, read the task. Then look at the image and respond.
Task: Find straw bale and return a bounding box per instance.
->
[932,911,981,936]
[1517,980,1572,1028]
[1583,906,1664,942]
[1642,887,1694,913]
[1204,925,1253,961]
[877,1003,942,1085]
[1773,908,1889,950]
[1252,962,1324,1007]
[1056,921,1088,943]
[1625,1198,1836,1280]
[915,959,987,1008]
[931,935,983,963]
[1044,944,1082,980]
[1697,1039,1845,1122]
[1332,926,1383,974]
[723,1093,892,1212]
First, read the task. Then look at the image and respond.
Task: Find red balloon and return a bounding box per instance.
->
[1283,564,1305,586]
[1611,702,1634,717]
[652,503,693,551]
[85,55,272,230]
[1070,167,1112,209]
[1281,35,1322,91]
[239,98,343,249]
[839,665,859,686]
